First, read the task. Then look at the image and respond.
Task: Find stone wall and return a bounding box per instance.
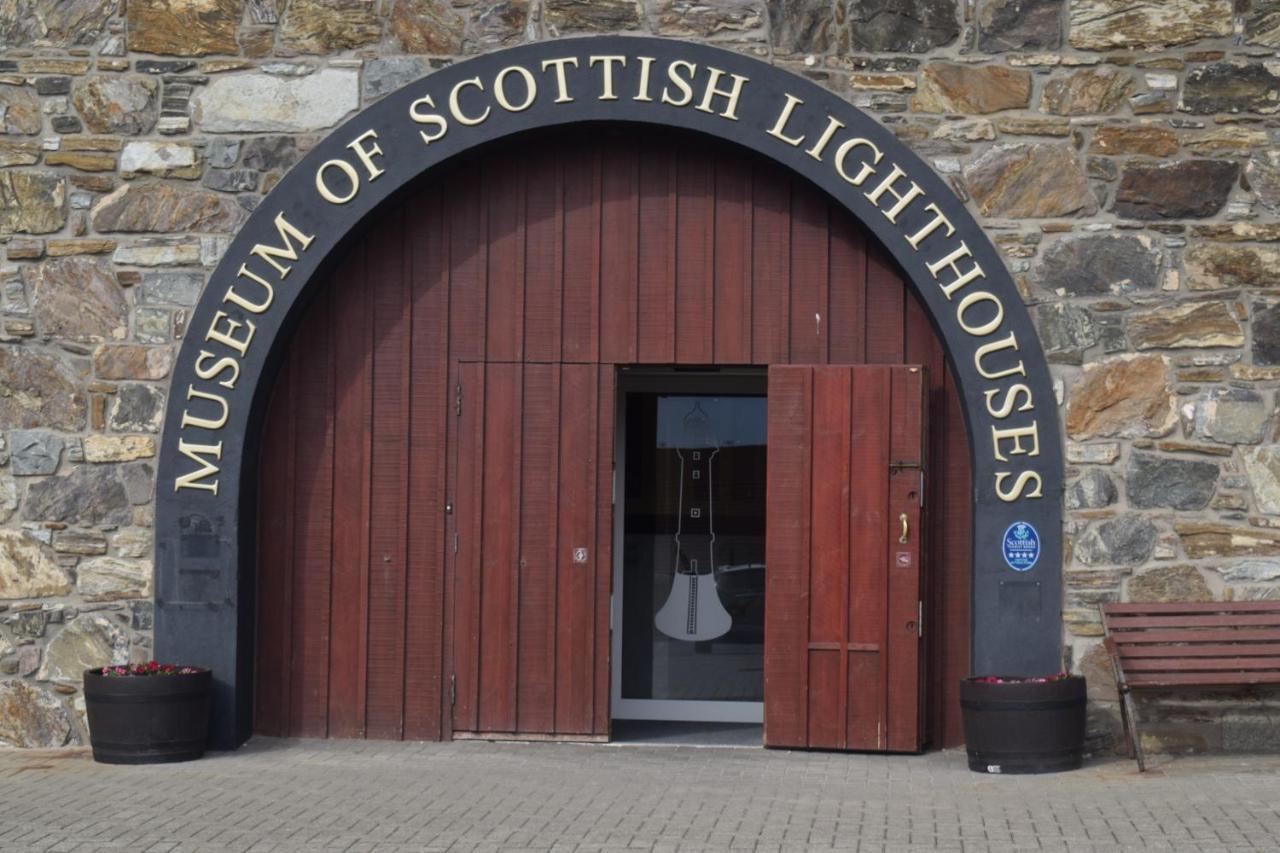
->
[1,0,1278,754]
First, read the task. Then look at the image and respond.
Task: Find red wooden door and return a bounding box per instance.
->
[764,365,926,752]
[451,361,613,736]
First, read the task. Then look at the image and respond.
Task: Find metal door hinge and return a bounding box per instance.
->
[450,673,456,706]
[453,532,459,554]
[917,601,924,638]
[455,383,462,416]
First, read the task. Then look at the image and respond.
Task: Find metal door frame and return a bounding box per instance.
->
[610,368,768,724]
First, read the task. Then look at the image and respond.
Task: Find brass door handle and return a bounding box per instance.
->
[898,512,909,544]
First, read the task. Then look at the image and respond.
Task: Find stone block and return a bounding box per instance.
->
[127,0,242,56]
[0,530,71,599]
[0,171,65,235]
[1112,160,1239,220]
[0,681,72,748]
[964,143,1092,218]
[912,63,1032,113]
[93,345,173,381]
[22,466,131,526]
[545,0,643,33]
[90,182,245,233]
[1176,521,1280,559]
[362,57,427,103]
[1126,301,1243,351]
[1183,387,1270,445]
[1255,300,1280,366]
[83,435,155,463]
[0,0,116,49]
[0,84,41,134]
[1075,515,1158,566]
[1131,560,1208,601]
[23,256,127,343]
[1244,447,1280,515]
[847,0,959,53]
[1065,468,1116,509]
[1069,0,1232,50]
[1066,354,1176,439]
[9,430,63,476]
[1041,68,1133,115]
[76,556,150,597]
[655,0,765,38]
[768,0,834,53]
[1181,61,1280,115]
[976,0,1061,51]
[0,348,87,431]
[193,69,359,133]
[70,75,158,135]
[38,614,129,680]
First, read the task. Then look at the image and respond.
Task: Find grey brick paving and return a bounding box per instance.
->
[2,739,1280,852]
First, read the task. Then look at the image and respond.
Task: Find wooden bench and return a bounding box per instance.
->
[1100,601,1280,771]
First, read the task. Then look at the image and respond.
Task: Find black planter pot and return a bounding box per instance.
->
[960,675,1086,774]
[83,668,212,764]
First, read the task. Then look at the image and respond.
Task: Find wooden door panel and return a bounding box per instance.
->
[764,364,925,752]
[761,367,811,748]
[452,362,610,737]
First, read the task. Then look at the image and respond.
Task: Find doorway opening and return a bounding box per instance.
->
[612,370,768,730]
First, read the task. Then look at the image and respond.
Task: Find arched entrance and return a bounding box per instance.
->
[154,37,1063,749]
[251,126,973,747]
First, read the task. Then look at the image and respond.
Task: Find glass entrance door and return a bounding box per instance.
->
[612,374,767,723]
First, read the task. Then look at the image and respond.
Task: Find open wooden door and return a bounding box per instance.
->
[763,365,926,752]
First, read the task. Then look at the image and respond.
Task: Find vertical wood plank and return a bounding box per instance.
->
[517,364,560,733]
[788,183,830,364]
[562,144,601,363]
[452,361,485,732]
[479,362,522,732]
[524,148,563,363]
[713,152,752,364]
[751,165,790,364]
[865,242,904,364]
[807,368,851,750]
[254,359,295,737]
[887,367,925,751]
[763,366,811,748]
[288,286,335,739]
[448,162,487,363]
[674,146,714,364]
[827,213,867,365]
[591,367,615,736]
[404,188,450,741]
[638,141,677,363]
[327,245,372,740]
[600,141,639,364]
[555,363,597,733]
[365,211,411,740]
[847,367,890,750]
[485,158,525,362]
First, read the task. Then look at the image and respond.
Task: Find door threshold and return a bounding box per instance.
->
[452,732,608,744]
[608,720,762,748]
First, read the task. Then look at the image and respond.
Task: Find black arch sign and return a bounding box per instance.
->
[155,36,1064,748]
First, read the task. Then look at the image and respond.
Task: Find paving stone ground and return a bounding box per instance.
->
[2,738,1279,852]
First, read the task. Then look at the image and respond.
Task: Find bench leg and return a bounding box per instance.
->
[1117,686,1136,760]
[1122,689,1147,772]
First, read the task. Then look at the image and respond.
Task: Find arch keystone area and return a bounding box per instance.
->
[154,36,1064,748]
